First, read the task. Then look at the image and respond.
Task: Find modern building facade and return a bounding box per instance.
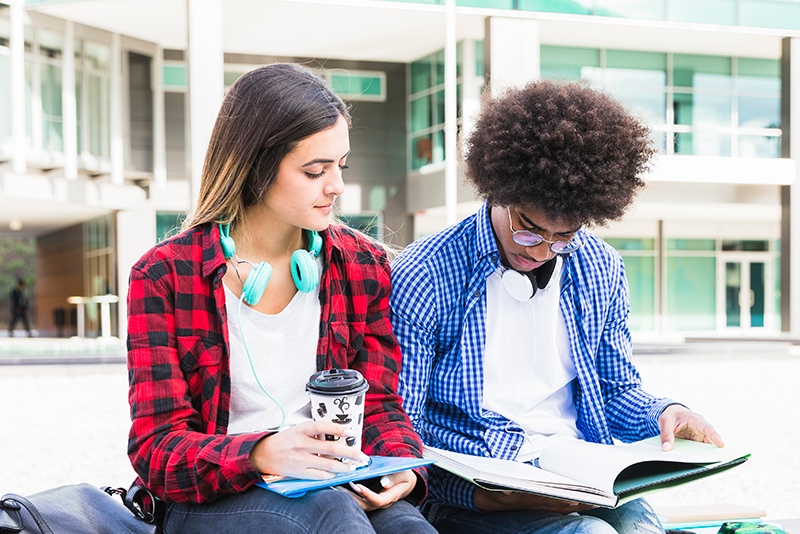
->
[1,0,799,341]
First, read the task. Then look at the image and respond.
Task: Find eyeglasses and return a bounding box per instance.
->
[506,207,584,254]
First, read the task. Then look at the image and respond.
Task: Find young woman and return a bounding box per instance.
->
[126,63,434,534]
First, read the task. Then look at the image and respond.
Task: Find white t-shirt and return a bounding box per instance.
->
[224,260,321,435]
[482,257,584,462]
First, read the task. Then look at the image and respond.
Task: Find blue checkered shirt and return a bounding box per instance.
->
[391,200,675,511]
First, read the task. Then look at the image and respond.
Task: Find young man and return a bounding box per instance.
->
[9,279,32,337]
[390,80,724,534]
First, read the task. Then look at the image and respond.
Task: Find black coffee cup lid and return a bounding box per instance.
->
[306,368,368,394]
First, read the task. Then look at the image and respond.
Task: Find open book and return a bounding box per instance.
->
[423,437,749,508]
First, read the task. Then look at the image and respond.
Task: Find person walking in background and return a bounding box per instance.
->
[9,279,32,337]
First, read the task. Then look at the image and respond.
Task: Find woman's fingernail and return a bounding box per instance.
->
[380,476,391,488]
[360,453,370,464]
[349,481,363,494]
[344,429,358,438]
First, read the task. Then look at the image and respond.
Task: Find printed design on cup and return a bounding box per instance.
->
[306,368,370,463]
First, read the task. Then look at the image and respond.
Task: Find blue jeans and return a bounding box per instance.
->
[163,487,436,534]
[420,497,665,534]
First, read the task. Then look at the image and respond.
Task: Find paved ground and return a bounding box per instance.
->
[0,342,798,523]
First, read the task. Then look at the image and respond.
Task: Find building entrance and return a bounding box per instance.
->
[719,255,774,331]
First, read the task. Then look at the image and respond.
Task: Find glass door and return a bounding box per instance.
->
[721,258,768,330]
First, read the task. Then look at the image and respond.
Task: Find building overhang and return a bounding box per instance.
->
[26,0,798,62]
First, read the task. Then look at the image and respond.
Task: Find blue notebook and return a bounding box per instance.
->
[257,456,435,498]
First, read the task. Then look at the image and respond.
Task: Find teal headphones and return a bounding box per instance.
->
[219,222,323,304]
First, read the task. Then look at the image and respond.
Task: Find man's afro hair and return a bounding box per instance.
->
[464,78,655,226]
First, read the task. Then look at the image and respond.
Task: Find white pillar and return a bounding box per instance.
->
[116,208,157,338]
[484,17,541,97]
[153,45,167,188]
[187,0,225,209]
[444,0,457,226]
[10,0,26,174]
[110,33,124,185]
[781,37,800,333]
[62,21,78,180]
[461,39,480,149]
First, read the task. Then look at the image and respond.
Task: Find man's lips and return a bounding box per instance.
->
[513,254,544,270]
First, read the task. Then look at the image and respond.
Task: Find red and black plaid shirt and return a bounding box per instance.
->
[127,223,426,504]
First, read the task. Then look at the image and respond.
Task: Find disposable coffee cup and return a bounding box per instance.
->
[306,368,370,463]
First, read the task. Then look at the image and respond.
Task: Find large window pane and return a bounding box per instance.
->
[738,95,779,129]
[673,92,731,127]
[738,135,780,158]
[622,255,655,331]
[675,132,731,156]
[605,238,655,251]
[667,238,715,251]
[666,256,716,330]
[411,134,432,170]
[540,46,600,81]
[596,0,665,19]
[610,88,666,125]
[605,50,667,88]
[667,0,736,25]
[519,0,591,14]
[410,96,431,133]
[410,56,432,94]
[739,1,800,31]
[41,63,63,152]
[737,58,780,92]
[673,54,732,90]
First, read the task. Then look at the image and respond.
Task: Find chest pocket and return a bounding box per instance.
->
[328,321,367,367]
[177,335,224,373]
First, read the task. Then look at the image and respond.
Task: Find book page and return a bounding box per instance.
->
[538,436,745,493]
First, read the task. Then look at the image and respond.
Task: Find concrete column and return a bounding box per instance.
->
[484,17,540,97]
[444,0,457,226]
[110,33,124,185]
[461,39,480,145]
[10,0,26,174]
[62,21,78,180]
[153,45,167,188]
[780,37,800,333]
[115,208,157,338]
[187,0,224,209]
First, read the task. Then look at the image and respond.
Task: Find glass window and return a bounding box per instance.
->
[410,96,431,133]
[622,255,655,331]
[675,131,731,157]
[673,92,731,127]
[435,89,445,125]
[673,54,732,90]
[457,0,514,8]
[667,0,736,25]
[156,212,185,242]
[39,29,64,153]
[330,72,385,101]
[666,256,717,330]
[410,56,432,95]
[739,1,800,31]
[605,238,655,251]
[605,50,667,88]
[476,40,484,77]
[667,239,716,251]
[411,134,432,170]
[433,129,445,164]
[165,65,188,88]
[738,95,779,129]
[435,49,445,87]
[738,135,780,158]
[519,0,591,14]
[610,87,666,125]
[540,46,600,81]
[721,240,769,252]
[84,40,110,70]
[595,0,665,19]
[737,58,780,92]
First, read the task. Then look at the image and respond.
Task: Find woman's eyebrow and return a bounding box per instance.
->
[518,211,580,235]
[301,149,351,168]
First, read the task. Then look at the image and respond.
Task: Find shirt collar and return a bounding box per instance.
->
[476,200,501,266]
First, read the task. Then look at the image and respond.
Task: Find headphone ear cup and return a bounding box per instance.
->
[291,249,319,293]
[220,236,236,259]
[502,269,536,301]
[242,262,273,305]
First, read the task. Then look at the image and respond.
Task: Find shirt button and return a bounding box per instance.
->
[510,445,518,451]
[473,290,480,297]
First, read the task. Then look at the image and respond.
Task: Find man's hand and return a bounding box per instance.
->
[658,404,725,452]
[474,488,596,514]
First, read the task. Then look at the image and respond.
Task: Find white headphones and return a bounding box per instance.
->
[502,257,558,302]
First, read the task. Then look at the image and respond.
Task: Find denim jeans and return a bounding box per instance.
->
[420,497,666,534]
[163,487,436,534]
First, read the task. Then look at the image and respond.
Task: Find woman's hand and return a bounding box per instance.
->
[345,469,418,512]
[250,420,369,479]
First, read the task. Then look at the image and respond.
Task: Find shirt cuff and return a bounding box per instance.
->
[428,465,481,512]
